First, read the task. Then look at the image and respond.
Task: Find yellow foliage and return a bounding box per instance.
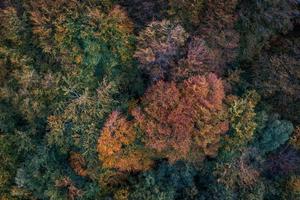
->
[114,188,129,200]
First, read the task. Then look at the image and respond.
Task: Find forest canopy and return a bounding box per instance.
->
[0,0,299,199]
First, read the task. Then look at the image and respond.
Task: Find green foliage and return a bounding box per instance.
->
[129,162,197,200]
[0,132,32,199]
[15,146,81,200]
[257,119,294,154]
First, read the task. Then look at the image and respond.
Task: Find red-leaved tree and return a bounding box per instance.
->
[133,73,228,162]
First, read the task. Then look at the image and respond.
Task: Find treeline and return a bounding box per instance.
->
[0,0,299,199]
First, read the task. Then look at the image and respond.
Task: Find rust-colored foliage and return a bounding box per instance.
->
[183,74,229,157]
[69,152,88,177]
[97,111,153,172]
[55,177,82,200]
[133,73,228,162]
[132,81,189,162]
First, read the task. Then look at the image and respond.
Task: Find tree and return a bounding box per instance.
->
[118,0,168,32]
[133,73,228,162]
[134,20,188,81]
[251,35,300,123]
[257,119,294,154]
[69,152,88,177]
[290,126,300,150]
[129,162,197,200]
[97,111,153,172]
[224,91,260,150]
[171,37,221,80]
[168,0,204,30]
[196,0,240,75]
[238,0,298,61]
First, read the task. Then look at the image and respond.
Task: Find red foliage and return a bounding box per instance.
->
[133,73,228,162]
[132,81,191,161]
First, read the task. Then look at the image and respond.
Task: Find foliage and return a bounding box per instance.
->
[286,176,300,199]
[290,126,300,150]
[134,20,188,81]
[168,0,204,30]
[224,91,260,150]
[265,147,300,176]
[97,111,153,172]
[238,0,299,61]
[118,0,168,32]
[257,119,294,154]
[251,35,300,123]
[214,149,261,189]
[0,0,299,199]
[129,162,197,200]
[133,73,228,162]
[171,37,221,80]
[197,0,240,75]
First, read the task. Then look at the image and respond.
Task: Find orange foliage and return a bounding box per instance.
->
[97,111,153,172]
[133,73,228,162]
[69,152,87,177]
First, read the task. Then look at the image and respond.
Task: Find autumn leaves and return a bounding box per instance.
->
[97,73,229,171]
